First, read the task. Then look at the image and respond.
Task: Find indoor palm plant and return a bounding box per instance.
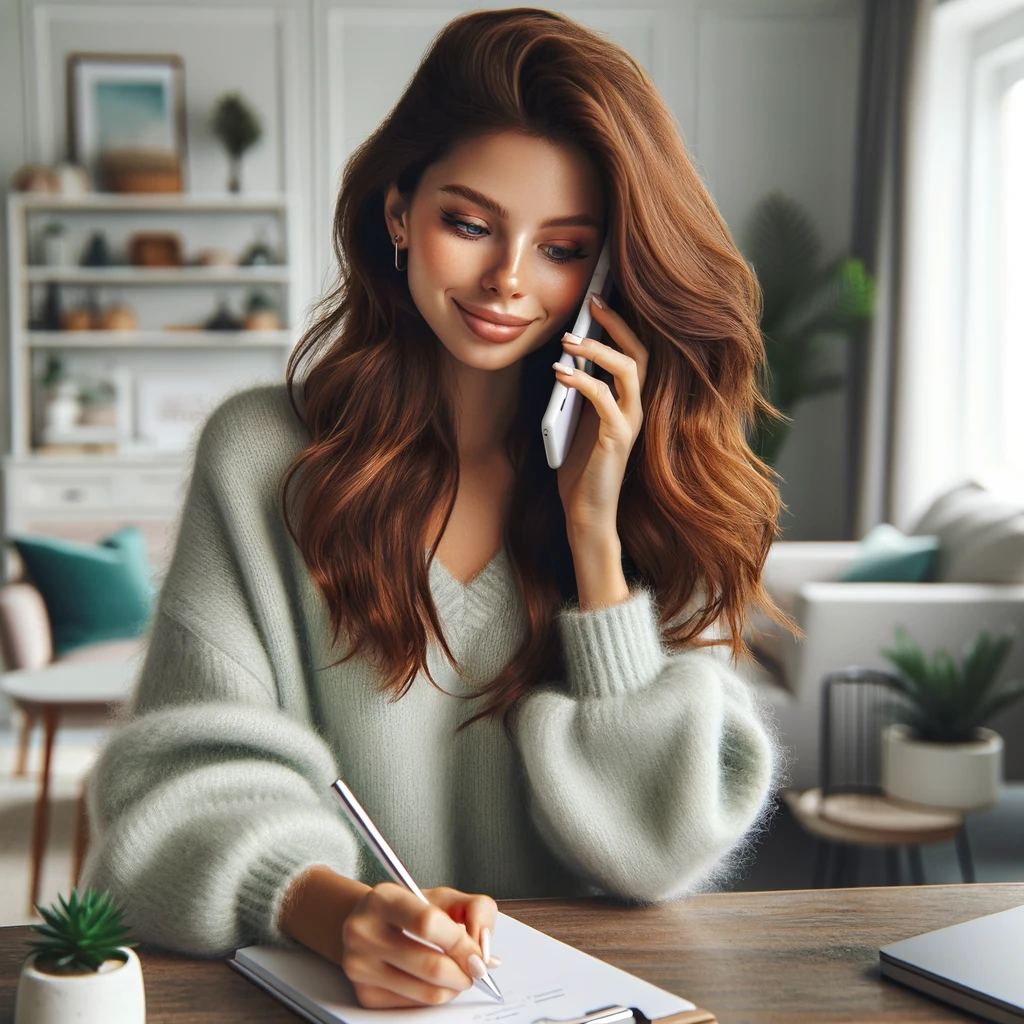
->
[878,625,1024,810]
[743,192,875,467]
[15,888,145,1024]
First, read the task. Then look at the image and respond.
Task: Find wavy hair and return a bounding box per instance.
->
[283,6,800,727]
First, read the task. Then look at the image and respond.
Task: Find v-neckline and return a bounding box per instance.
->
[430,545,505,590]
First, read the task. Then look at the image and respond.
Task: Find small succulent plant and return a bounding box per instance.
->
[880,625,1024,743]
[245,288,276,313]
[28,889,136,973]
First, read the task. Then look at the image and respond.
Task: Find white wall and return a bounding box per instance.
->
[2,0,865,539]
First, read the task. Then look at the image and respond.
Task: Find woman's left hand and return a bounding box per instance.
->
[553,292,649,540]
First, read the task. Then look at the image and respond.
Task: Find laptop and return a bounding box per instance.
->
[879,903,1024,1023]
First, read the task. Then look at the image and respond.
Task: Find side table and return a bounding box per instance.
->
[1,659,136,913]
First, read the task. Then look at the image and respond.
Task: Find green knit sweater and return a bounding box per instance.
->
[80,384,778,957]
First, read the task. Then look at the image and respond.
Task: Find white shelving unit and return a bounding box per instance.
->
[3,191,300,567]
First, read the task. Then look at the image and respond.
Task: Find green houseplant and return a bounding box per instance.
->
[15,888,145,1024]
[211,92,262,193]
[744,193,876,467]
[877,625,1024,809]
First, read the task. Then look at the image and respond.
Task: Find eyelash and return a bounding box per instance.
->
[440,212,587,265]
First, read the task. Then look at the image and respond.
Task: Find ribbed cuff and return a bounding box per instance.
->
[236,818,360,946]
[558,587,667,699]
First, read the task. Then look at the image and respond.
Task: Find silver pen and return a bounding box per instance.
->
[331,778,503,1003]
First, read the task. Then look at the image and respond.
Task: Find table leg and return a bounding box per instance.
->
[831,844,848,887]
[908,845,926,885]
[28,706,59,915]
[811,840,831,888]
[885,847,901,885]
[71,787,89,890]
[956,824,976,884]
[14,708,35,777]
[845,846,860,887]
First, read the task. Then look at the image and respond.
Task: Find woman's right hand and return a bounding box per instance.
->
[279,865,499,1008]
[341,883,498,1007]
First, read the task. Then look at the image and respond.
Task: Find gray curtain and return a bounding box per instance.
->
[846,0,932,538]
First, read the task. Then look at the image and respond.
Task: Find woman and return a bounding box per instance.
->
[82,7,797,1009]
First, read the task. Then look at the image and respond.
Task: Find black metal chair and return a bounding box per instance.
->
[782,667,976,887]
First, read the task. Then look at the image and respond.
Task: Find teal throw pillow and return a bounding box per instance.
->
[10,526,154,655]
[837,523,940,583]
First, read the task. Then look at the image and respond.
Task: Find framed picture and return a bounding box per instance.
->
[67,53,187,189]
[136,376,224,453]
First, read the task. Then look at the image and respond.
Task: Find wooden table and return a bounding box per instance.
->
[1,883,1021,1022]
[1,659,136,913]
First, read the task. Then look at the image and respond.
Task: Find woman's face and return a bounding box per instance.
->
[385,130,606,371]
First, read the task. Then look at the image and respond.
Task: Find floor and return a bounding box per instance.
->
[1,724,1023,927]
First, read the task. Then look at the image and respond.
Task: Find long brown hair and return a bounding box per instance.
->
[283,6,799,727]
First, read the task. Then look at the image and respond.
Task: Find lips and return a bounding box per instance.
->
[454,299,532,326]
[453,299,533,343]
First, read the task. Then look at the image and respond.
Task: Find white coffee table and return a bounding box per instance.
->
[1,659,137,912]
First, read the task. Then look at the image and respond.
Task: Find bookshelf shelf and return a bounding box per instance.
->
[24,265,290,285]
[24,330,296,349]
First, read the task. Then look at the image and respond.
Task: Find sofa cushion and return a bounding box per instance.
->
[942,511,1024,583]
[9,526,154,656]
[909,480,987,537]
[908,479,1024,582]
[837,523,939,582]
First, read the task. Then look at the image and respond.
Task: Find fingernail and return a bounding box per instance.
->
[487,955,502,967]
[589,292,605,309]
[481,927,491,964]
[467,953,487,979]
[553,361,573,375]
[563,332,583,345]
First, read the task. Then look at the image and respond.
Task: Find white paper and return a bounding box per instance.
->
[232,911,696,1023]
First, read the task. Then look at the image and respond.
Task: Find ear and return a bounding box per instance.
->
[384,183,411,241]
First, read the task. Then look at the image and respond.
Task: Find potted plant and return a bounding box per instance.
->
[743,192,876,467]
[878,625,1024,810]
[39,355,80,434]
[243,288,280,330]
[211,92,262,193]
[15,888,145,1024]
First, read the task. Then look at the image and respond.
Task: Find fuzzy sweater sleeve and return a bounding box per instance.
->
[510,586,779,902]
[79,394,361,957]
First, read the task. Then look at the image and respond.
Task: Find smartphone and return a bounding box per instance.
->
[541,237,616,469]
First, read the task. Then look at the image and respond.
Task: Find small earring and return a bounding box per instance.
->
[393,233,407,272]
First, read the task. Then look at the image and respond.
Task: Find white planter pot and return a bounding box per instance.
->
[881,723,1003,811]
[14,946,145,1024]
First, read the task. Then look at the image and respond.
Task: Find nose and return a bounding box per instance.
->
[480,237,528,297]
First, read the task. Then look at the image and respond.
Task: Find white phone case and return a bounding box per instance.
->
[541,239,615,469]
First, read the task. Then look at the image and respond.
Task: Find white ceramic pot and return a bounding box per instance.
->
[881,723,1003,811]
[42,383,80,432]
[14,946,145,1024]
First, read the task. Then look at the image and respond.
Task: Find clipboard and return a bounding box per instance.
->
[228,911,718,1023]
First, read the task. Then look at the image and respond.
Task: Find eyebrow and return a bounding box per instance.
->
[438,184,602,229]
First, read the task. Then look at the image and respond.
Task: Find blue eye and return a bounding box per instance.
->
[439,212,586,265]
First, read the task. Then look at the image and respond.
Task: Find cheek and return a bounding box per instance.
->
[413,225,475,281]
[544,265,590,320]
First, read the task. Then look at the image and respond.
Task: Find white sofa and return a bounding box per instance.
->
[745,481,1024,789]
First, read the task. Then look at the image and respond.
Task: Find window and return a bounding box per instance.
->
[960,33,1024,500]
[997,76,1024,481]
